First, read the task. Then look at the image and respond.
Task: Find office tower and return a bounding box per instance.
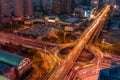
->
[0,1,2,19]
[13,0,33,18]
[43,0,53,13]
[39,0,44,10]
[33,0,43,11]
[79,0,91,7]
[114,0,120,15]
[0,0,11,17]
[13,0,24,17]
[24,0,33,17]
[53,0,61,14]
[53,0,75,14]
[116,0,120,8]
[98,0,105,10]
[98,60,120,80]
[63,0,75,13]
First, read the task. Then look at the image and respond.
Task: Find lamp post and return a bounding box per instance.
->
[64,32,66,43]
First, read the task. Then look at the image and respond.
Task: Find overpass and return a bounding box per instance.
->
[0,32,59,49]
[59,7,110,49]
[48,5,111,80]
[0,32,82,50]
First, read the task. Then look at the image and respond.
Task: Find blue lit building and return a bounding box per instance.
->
[0,50,32,79]
[79,0,91,8]
[98,60,120,80]
[98,0,104,10]
[110,15,120,30]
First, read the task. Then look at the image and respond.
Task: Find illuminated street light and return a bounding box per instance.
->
[64,32,67,43]
[114,5,117,9]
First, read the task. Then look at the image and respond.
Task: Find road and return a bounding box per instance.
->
[66,44,120,80]
[0,32,60,49]
[73,65,110,80]
[65,44,104,80]
[48,5,111,80]
[71,53,120,80]
[0,31,81,50]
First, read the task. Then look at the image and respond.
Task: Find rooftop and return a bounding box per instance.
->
[38,15,82,25]
[0,50,24,67]
[64,17,79,23]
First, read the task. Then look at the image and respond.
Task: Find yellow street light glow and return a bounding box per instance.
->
[48,19,55,23]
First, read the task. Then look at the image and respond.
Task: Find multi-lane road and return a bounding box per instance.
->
[0,5,111,80]
[48,5,111,80]
[0,32,79,50]
[0,32,59,49]
[66,44,110,80]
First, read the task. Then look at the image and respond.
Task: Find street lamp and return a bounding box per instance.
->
[64,32,67,43]
[102,38,105,49]
[96,59,100,74]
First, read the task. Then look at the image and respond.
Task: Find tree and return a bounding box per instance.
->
[111,44,120,55]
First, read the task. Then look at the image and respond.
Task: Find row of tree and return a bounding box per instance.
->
[96,42,120,55]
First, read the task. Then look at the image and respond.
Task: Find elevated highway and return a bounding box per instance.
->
[48,5,111,80]
[0,32,59,49]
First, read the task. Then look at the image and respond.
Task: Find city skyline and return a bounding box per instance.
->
[0,0,120,80]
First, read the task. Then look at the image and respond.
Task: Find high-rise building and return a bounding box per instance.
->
[62,0,75,13]
[0,0,33,23]
[0,1,2,19]
[105,0,120,15]
[32,0,43,11]
[13,0,24,17]
[0,0,11,23]
[24,0,33,17]
[79,0,91,7]
[0,0,11,17]
[53,0,61,14]
[76,0,91,11]
[13,0,33,18]
[98,0,104,10]
[32,0,75,14]
[116,0,120,9]
[43,0,53,13]
[53,0,75,14]
[98,60,120,80]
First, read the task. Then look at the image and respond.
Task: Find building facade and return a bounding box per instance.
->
[13,0,24,17]
[79,0,91,7]
[116,0,120,9]
[24,0,33,17]
[98,0,104,10]
[53,0,75,14]
[0,0,11,17]
[32,0,75,14]
[53,0,61,14]
[43,0,53,13]
[0,0,11,23]
[13,0,33,18]
[0,1,2,19]
[0,0,33,21]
